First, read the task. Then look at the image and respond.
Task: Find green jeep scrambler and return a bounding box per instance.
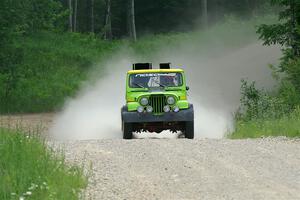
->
[121,63,194,139]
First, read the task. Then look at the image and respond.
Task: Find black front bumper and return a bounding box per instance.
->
[121,104,194,123]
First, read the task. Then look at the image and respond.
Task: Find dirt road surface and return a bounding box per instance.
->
[58,138,300,200]
[2,114,300,200]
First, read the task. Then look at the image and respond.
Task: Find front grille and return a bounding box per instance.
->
[149,95,167,114]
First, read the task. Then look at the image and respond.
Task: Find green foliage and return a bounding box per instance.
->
[0,0,66,35]
[278,79,300,107]
[238,80,292,121]
[231,0,300,139]
[284,58,300,90]
[257,0,300,61]
[231,79,300,138]
[0,15,276,113]
[230,107,300,139]
[0,32,121,113]
[257,0,300,97]
[0,128,87,199]
[0,0,69,113]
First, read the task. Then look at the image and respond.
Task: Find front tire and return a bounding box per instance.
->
[123,122,133,139]
[185,121,194,139]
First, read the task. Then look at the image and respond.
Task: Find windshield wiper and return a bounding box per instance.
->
[132,82,146,89]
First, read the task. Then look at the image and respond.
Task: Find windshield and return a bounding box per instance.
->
[129,72,183,88]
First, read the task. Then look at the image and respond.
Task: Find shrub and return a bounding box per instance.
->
[231,79,300,138]
[238,79,292,121]
[230,106,300,139]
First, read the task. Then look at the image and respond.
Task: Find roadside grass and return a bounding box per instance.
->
[229,107,300,139]
[0,128,87,200]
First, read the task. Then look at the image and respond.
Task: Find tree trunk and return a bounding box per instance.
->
[201,0,208,28]
[104,0,112,40]
[73,0,78,32]
[213,0,220,22]
[69,0,73,32]
[91,0,94,33]
[247,0,257,16]
[127,1,132,39]
[127,0,136,41]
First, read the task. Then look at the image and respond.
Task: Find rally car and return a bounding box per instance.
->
[121,63,194,139]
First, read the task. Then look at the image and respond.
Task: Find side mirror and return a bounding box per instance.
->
[186,86,190,91]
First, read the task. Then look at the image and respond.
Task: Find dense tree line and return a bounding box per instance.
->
[1,0,289,113]
[1,0,269,41]
[63,0,268,37]
[0,0,269,93]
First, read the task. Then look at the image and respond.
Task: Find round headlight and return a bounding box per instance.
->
[137,106,144,113]
[173,106,180,113]
[167,96,175,105]
[140,97,149,106]
[146,106,153,113]
[163,105,170,113]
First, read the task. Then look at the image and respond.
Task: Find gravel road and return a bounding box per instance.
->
[2,114,300,200]
[56,138,300,200]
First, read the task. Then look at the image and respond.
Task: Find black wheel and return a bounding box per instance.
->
[123,122,133,139]
[185,121,194,139]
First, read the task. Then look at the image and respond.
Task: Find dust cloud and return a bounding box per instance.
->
[49,31,281,140]
[175,43,281,138]
[49,56,130,140]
